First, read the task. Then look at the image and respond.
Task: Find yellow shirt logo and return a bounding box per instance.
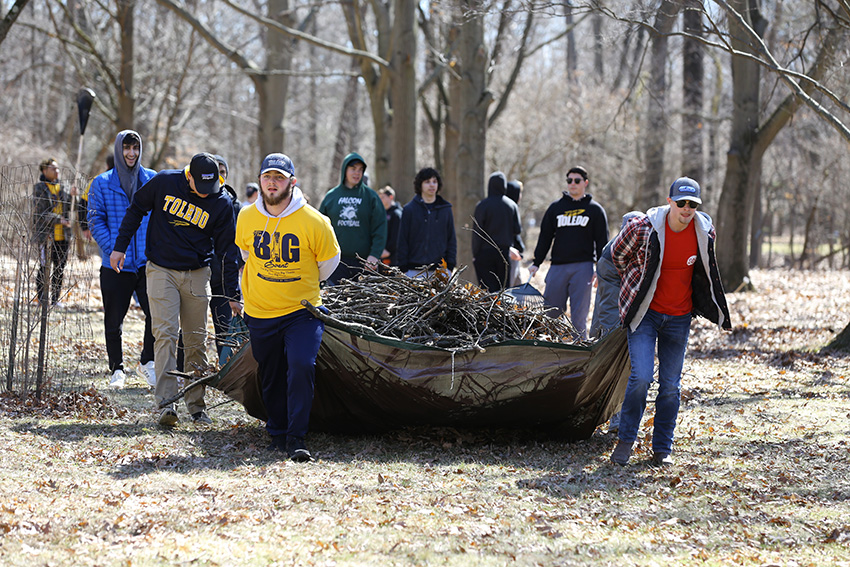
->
[162,195,210,229]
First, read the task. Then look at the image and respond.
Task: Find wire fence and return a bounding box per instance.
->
[0,164,102,398]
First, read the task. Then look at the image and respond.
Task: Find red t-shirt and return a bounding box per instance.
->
[649,220,697,316]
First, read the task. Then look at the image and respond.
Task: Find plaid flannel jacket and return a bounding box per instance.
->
[611,206,731,332]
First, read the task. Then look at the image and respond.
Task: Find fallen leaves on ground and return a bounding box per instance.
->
[0,269,849,566]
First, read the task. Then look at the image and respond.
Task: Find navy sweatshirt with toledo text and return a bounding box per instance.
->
[113,168,241,300]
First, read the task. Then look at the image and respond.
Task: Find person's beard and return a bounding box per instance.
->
[262,180,292,207]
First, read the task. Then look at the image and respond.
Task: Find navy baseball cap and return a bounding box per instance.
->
[189,153,221,195]
[260,153,295,178]
[669,177,702,204]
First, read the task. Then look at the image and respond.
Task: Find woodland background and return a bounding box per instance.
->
[2,3,850,564]
[2,0,850,287]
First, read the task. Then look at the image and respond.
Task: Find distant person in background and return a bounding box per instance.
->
[505,180,526,287]
[471,171,522,292]
[319,152,386,284]
[32,157,71,307]
[210,155,242,362]
[244,182,259,206]
[88,130,157,389]
[379,185,403,266]
[396,167,457,278]
[529,166,608,338]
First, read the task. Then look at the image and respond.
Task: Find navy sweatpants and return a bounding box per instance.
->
[245,308,325,439]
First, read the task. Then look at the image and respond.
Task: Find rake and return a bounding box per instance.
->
[505,276,545,308]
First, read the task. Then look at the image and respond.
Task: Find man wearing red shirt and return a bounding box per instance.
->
[609,177,731,466]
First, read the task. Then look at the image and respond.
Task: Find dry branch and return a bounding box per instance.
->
[318,265,587,352]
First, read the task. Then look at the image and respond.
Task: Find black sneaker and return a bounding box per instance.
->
[286,436,313,463]
[191,411,212,425]
[650,452,673,467]
[266,434,287,454]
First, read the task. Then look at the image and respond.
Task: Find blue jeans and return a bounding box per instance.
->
[618,309,692,455]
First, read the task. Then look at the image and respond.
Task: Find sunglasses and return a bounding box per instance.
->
[566,177,585,184]
[675,200,699,209]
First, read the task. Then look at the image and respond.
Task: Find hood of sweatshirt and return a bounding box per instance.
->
[338,152,368,189]
[487,171,507,198]
[255,185,307,219]
[114,130,143,199]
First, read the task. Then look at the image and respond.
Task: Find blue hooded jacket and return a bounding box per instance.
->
[88,130,156,272]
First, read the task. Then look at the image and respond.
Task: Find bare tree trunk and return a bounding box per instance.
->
[707,53,722,197]
[716,0,765,287]
[258,0,293,156]
[307,18,319,198]
[564,1,577,83]
[591,0,604,82]
[788,191,797,267]
[454,0,492,274]
[825,319,850,353]
[637,1,680,210]
[116,0,135,129]
[765,208,773,267]
[681,0,703,181]
[389,0,417,202]
[716,3,840,288]
[328,60,361,189]
[442,27,460,208]
[798,198,818,269]
[342,0,390,188]
[611,18,635,92]
[749,180,764,267]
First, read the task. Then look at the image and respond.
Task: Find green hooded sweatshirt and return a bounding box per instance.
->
[319,152,387,260]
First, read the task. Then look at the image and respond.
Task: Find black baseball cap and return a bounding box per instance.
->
[189,153,221,195]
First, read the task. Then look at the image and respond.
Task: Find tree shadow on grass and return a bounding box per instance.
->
[9,416,624,487]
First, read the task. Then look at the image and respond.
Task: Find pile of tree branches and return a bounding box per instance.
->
[309,266,586,351]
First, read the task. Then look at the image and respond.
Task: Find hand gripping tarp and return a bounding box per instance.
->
[168,317,631,441]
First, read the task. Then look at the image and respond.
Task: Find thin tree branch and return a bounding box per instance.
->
[221,0,389,68]
[714,0,850,144]
[0,0,30,46]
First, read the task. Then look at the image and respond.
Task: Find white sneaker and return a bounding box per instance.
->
[109,369,126,389]
[138,361,156,387]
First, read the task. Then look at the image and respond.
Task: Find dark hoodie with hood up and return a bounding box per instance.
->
[319,152,387,260]
[471,172,522,258]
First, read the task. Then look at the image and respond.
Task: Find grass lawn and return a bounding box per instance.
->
[1,269,849,566]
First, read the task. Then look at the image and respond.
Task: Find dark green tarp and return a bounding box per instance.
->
[201,320,630,441]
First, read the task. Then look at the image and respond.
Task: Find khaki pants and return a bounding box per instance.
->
[146,261,210,415]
